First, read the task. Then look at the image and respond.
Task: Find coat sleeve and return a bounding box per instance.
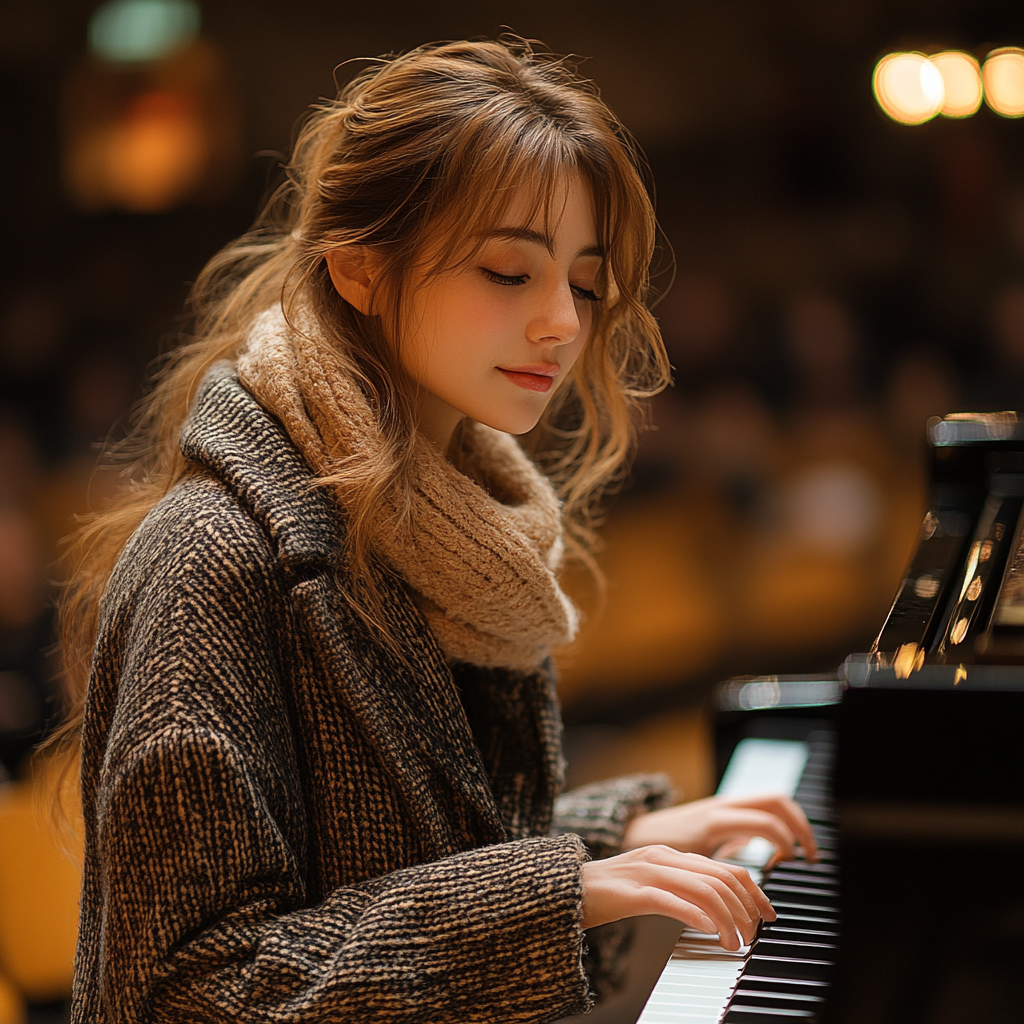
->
[552,774,675,859]
[94,728,591,1024]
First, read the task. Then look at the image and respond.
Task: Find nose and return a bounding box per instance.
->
[527,280,581,347]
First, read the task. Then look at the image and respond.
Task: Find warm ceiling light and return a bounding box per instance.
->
[873,52,945,125]
[931,51,983,117]
[983,47,1024,117]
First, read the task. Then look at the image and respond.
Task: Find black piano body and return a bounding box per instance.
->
[641,412,1024,1024]
[825,413,1024,1023]
[816,412,1024,1023]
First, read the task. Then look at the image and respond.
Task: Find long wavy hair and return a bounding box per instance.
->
[49,35,670,772]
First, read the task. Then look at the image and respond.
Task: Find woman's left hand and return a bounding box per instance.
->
[621,794,818,866]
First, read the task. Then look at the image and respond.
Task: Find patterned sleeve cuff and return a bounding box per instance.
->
[551,773,675,859]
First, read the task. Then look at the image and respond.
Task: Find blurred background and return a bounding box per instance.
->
[2,1,1024,1018]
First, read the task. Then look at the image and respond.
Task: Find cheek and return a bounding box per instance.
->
[563,308,595,366]
[402,287,503,386]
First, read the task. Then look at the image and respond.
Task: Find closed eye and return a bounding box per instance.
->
[572,285,602,302]
[482,268,528,286]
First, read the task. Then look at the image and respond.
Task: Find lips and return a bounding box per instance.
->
[497,363,559,394]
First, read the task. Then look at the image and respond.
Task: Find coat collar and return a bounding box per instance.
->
[180,363,342,573]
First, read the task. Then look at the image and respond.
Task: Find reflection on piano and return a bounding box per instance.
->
[628,413,1024,1024]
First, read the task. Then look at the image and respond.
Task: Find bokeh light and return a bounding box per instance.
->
[101,91,208,212]
[89,0,200,63]
[62,38,241,213]
[931,51,983,118]
[873,52,945,125]
[983,47,1024,118]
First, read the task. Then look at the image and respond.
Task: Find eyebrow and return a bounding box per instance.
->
[482,227,603,259]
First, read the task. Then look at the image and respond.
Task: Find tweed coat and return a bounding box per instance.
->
[73,365,670,1024]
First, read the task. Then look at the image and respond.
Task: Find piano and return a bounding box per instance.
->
[571,412,1024,1024]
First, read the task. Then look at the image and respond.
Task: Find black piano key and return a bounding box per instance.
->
[794,849,838,864]
[773,911,840,928]
[724,1008,816,1021]
[747,954,834,981]
[755,939,837,959]
[767,871,840,889]
[732,987,827,1010]
[772,860,838,875]
[740,975,831,994]
[795,796,830,810]
[763,884,839,907]
[808,837,837,852]
[761,925,839,941]
[768,900,839,920]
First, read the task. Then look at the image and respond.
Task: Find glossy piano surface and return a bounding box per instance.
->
[875,411,1024,667]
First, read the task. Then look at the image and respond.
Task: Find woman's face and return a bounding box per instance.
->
[399,174,602,448]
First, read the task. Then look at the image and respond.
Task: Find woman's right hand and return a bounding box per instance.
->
[580,845,776,951]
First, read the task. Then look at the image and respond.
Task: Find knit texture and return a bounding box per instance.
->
[236,305,579,671]
[553,774,676,861]
[72,366,670,1024]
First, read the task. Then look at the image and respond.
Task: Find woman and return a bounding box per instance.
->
[58,37,815,1023]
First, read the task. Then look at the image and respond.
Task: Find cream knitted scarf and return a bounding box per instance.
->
[236,306,579,671]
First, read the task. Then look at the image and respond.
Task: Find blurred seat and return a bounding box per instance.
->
[0,755,81,1007]
[0,969,25,1024]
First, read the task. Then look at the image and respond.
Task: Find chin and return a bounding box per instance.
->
[471,407,544,436]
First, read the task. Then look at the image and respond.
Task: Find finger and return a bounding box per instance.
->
[678,860,764,937]
[668,850,775,924]
[641,891,723,940]
[649,871,745,950]
[717,861,777,922]
[747,796,819,863]
[711,809,798,864]
[671,868,758,943]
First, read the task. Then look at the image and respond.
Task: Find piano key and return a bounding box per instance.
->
[772,860,838,875]
[733,989,826,1007]
[739,975,831,995]
[762,883,839,906]
[746,955,834,981]
[761,926,839,941]
[769,923,838,938]
[755,940,837,959]
[800,808,835,824]
[773,910,839,925]
[635,735,838,1024]
[637,962,745,1023]
[767,900,839,920]
[765,871,840,888]
[723,1008,817,1021]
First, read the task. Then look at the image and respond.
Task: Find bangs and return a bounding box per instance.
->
[416,120,614,280]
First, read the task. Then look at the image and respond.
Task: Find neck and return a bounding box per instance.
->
[415,388,465,455]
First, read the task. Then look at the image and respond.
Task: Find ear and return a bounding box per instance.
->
[325,246,374,315]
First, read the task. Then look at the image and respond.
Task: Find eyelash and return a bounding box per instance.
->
[481,268,602,302]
